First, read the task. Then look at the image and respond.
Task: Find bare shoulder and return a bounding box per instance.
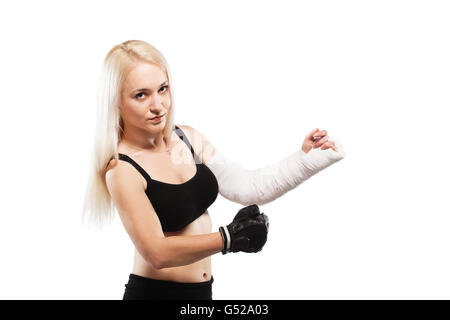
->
[105,157,146,195]
[175,124,217,164]
[175,123,192,135]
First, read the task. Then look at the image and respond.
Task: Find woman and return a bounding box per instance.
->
[82,40,345,300]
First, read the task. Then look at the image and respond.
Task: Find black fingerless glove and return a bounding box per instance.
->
[218,204,269,254]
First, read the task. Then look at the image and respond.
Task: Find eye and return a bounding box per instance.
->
[135,92,146,99]
[135,86,168,99]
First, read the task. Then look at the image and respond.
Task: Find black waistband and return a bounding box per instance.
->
[127,273,214,288]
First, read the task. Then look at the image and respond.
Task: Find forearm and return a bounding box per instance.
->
[206,137,346,206]
[158,232,223,269]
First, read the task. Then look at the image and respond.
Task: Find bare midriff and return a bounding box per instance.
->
[132,210,213,283]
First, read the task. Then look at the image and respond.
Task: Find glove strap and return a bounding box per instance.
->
[219,226,231,255]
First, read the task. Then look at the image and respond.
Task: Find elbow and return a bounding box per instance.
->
[147,255,164,270]
[143,239,166,270]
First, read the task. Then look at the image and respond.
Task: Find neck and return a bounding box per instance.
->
[120,125,168,153]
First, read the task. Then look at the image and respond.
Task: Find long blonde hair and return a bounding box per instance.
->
[81,40,176,229]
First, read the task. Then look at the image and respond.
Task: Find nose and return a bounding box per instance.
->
[149,104,163,114]
[149,93,165,113]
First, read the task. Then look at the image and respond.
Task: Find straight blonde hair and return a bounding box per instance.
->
[81,40,176,229]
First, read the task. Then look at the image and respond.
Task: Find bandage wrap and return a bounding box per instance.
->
[205,136,346,206]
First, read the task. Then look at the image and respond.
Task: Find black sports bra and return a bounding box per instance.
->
[115,125,219,232]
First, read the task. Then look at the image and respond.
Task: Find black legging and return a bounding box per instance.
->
[122,273,214,300]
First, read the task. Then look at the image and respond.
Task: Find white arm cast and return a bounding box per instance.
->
[205,136,346,206]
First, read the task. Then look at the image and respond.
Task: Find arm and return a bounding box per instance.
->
[105,159,223,269]
[184,125,346,206]
[159,233,223,268]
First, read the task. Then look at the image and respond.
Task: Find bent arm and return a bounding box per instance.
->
[205,136,346,206]
[106,159,224,270]
[158,232,223,269]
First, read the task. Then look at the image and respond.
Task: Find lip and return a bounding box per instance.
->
[149,114,165,121]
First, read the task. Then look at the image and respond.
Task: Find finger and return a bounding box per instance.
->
[235,204,260,222]
[307,128,320,141]
[312,132,327,143]
[313,129,327,140]
[324,143,337,152]
[248,204,260,216]
[254,213,267,224]
[327,135,345,154]
[313,135,329,148]
[321,139,335,146]
[308,128,319,137]
[327,141,337,151]
[320,141,334,150]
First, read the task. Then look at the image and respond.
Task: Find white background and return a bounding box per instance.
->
[0,0,449,299]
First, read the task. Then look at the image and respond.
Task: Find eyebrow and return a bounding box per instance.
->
[132,81,168,93]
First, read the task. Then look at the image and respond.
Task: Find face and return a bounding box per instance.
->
[120,61,171,133]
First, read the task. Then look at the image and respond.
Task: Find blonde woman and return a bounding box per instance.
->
[82,40,345,300]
